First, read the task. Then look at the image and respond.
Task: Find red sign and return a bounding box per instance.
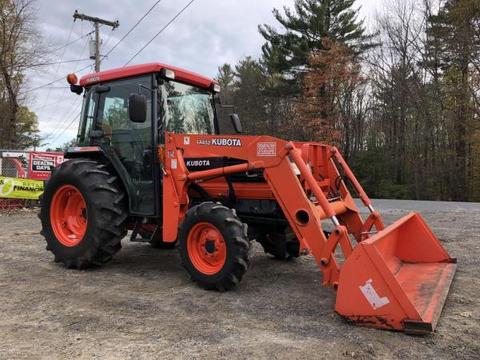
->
[28,152,64,180]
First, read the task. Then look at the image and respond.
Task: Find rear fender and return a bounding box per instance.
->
[65,146,137,217]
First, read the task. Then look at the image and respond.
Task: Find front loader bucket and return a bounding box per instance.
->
[335,212,456,333]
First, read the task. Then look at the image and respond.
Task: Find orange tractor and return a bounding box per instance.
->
[40,63,456,333]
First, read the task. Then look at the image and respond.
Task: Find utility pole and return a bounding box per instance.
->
[73,10,119,72]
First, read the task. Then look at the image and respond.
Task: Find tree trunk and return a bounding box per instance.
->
[2,68,19,148]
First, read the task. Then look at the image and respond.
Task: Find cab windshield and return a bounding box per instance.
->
[159,81,215,134]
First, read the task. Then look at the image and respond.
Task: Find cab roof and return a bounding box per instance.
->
[79,62,217,89]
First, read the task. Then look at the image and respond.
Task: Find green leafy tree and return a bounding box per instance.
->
[47,138,76,152]
[14,106,41,149]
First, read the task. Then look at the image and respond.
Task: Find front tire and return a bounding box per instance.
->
[179,202,250,291]
[39,159,127,269]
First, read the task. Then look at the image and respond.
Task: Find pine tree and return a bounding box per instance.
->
[427,0,480,200]
[215,64,236,106]
[233,57,268,134]
[259,0,374,92]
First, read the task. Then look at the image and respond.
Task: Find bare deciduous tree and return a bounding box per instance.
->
[0,0,44,148]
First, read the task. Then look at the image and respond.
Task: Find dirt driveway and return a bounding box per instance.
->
[0,202,479,359]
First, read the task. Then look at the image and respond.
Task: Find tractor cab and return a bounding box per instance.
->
[66,63,224,217]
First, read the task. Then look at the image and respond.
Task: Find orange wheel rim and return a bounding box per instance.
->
[50,185,87,247]
[187,222,226,275]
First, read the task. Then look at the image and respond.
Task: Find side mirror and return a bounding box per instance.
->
[230,113,242,133]
[70,84,83,95]
[129,93,147,123]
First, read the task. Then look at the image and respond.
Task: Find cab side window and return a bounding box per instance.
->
[95,75,154,215]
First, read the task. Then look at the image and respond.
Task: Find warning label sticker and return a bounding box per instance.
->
[359,279,390,310]
[256,142,277,157]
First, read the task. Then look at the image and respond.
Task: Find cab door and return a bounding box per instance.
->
[94,75,155,216]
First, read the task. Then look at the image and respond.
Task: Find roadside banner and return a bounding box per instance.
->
[0,176,44,200]
[28,152,64,180]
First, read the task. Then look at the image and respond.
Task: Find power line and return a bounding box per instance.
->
[51,30,94,53]
[35,99,71,111]
[35,20,94,144]
[46,34,93,134]
[21,63,92,94]
[60,21,76,61]
[102,0,164,60]
[31,33,91,140]
[44,96,81,141]
[39,20,76,111]
[25,0,187,94]
[44,105,79,142]
[33,33,91,133]
[101,27,115,53]
[74,32,90,71]
[37,86,69,90]
[49,39,91,132]
[34,90,79,142]
[29,59,91,68]
[50,31,93,118]
[50,10,123,143]
[42,0,195,140]
[124,0,196,66]
[21,75,70,94]
[49,113,81,144]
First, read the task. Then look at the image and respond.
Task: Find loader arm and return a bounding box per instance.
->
[161,132,456,333]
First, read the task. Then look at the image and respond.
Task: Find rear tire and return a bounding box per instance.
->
[179,202,250,291]
[39,159,127,269]
[255,227,300,260]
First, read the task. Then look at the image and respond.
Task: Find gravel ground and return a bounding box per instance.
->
[0,201,479,359]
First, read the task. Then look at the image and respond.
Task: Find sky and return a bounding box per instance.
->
[25,0,381,149]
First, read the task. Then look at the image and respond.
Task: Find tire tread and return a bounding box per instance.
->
[39,158,127,269]
[178,202,251,291]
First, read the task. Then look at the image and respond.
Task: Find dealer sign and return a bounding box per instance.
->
[28,152,64,180]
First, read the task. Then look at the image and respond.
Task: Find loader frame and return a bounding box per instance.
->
[161,132,384,286]
[161,132,456,333]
